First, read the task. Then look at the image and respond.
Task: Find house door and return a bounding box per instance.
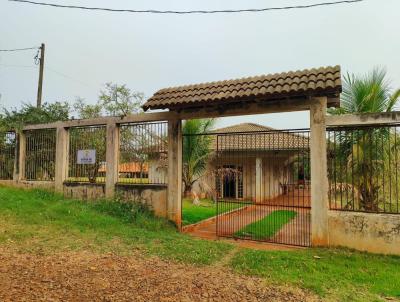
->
[223,165,236,198]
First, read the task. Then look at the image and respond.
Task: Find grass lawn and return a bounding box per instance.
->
[182,198,243,225]
[234,210,297,240]
[0,185,400,301]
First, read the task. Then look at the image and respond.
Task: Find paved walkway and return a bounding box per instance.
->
[184,191,311,247]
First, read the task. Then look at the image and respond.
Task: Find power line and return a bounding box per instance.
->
[0,46,39,52]
[8,0,365,14]
[0,63,96,88]
[0,64,36,69]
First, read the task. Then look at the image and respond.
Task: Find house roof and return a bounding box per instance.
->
[213,123,274,133]
[211,123,309,151]
[99,162,148,173]
[143,65,341,111]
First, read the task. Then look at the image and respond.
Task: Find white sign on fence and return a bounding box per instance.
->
[77,150,96,164]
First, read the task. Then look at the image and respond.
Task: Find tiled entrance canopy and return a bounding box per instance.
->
[143,65,341,111]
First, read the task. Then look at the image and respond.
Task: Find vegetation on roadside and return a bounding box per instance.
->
[1,186,400,301]
[234,210,297,240]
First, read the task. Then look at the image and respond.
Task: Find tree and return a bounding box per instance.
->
[0,102,70,131]
[328,67,400,211]
[329,67,400,115]
[182,119,215,197]
[99,82,144,116]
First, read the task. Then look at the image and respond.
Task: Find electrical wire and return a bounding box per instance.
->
[0,46,39,52]
[8,0,365,14]
[0,63,97,88]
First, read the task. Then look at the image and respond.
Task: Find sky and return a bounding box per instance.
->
[0,0,399,129]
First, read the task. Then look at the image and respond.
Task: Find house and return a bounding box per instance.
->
[192,123,310,203]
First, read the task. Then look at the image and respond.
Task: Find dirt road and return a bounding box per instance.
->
[0,248,318,301]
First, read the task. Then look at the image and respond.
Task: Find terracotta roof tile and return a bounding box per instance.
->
[211,123,309,151]
[143,66,341,110]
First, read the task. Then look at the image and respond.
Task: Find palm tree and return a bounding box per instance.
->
[328,67,400,211]
[329,67,400,115]
[182,119,215,197]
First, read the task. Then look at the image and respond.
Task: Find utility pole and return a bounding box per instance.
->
[36,43,45,108]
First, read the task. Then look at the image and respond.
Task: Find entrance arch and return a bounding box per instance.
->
[143,65,342,246]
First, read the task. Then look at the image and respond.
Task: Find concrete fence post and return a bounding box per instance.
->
[310,97,329,246]
[167,119,182,228]
[16,131,26,182]
[105,122,120,199]
[55,126,69,193]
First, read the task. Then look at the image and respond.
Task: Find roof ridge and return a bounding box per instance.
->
[143,65,342,111]
[156,65,340,94]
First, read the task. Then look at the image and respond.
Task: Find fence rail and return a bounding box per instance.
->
[327,123,400,214]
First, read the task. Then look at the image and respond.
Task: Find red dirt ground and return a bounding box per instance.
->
[0,248,319,302]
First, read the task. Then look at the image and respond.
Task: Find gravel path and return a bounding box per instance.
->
[0,249,319,302]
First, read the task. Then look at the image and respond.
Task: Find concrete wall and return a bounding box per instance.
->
[116,184,167,218]
[63,182,106,200]
[0,180,55,191]
[328,210,400,255]
[62,182,167,218]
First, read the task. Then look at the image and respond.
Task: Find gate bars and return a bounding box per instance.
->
[215,129,311,246]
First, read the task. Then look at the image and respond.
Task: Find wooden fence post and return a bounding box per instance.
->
[105,122,119,199]
[167,119,182,228]
[55,126,69,193]
[310,97,329,246]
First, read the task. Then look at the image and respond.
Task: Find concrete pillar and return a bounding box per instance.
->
[105,122,120,199]
[167,119,182,228]
[310,97,329,246]
[17,131,26,181]
[55,126,69,193]
[12,132,20,182]
[255,157,263,202]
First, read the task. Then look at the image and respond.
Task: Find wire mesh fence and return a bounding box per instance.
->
[25,129,56,181]
[119,122,168,184]
[67,126,107,183]
[0,132,16,180]
[328,124,400,214]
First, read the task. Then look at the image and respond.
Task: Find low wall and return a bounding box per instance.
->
[62,182,167,218]
[116,184,167,218]
[63,182,106,200]
[0,180,55,191]
[328,210,400,255]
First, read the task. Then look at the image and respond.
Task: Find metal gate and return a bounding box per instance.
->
[215,129,311,247]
